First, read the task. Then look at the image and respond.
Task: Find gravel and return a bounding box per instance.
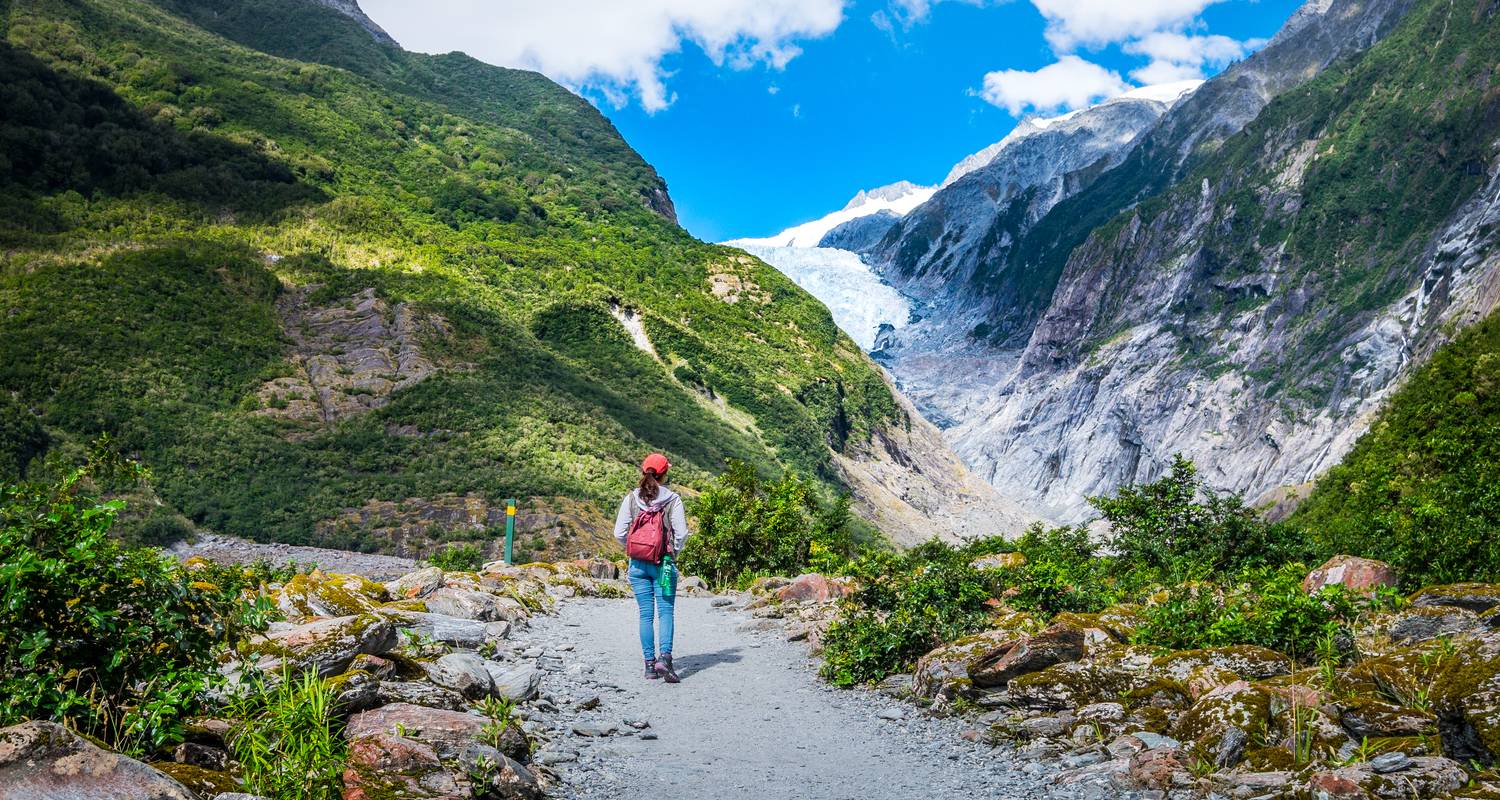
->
[514,596,1080,799]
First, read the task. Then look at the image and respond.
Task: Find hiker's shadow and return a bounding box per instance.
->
[675,647,743,679]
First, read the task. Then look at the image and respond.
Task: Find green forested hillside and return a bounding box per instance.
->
[0,0,899,551]
[1291,310,1500,586]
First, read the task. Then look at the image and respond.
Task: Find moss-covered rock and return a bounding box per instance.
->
[912,629,1019,700]
[385,567,445,600]
[275,571,388,621]
[1386,606,1480,645]
[1009,661,1127,710]
[1334,697,1436,739]
[1151,646,1293,683]
[1122,678,1194,710]
[151,762,241,796]
[1430,635,1500,765]
[1410,584,1500,614]
[243,613,398,678]
[1174,681,1276,752]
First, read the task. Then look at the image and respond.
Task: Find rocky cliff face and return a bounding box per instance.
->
[310,0,398,46]
[876,0,1498,523]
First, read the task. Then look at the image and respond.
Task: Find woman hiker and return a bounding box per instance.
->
[613,452,690,683]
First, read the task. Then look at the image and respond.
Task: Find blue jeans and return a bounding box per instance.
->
[628,558,676,661]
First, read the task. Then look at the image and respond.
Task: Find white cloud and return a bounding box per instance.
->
[978,55,1129,115]
[360,0,845,112]
[1029,0,1227,50]
[1124,31,1258,82]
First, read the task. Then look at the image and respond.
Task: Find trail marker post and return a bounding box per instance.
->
[504,498,517,565]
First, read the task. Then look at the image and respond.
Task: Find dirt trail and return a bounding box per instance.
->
[523,596,1066,800]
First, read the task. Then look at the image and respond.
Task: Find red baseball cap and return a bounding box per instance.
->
[641,453,670,476]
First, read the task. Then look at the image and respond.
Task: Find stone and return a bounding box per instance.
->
[774,574,850,605]
[970,552,1027,571]
[1212,726,1249,769]
[1369,752,1413,773]
[274,570,387,621]
[710,597,734,608]
[1151,646,1293,683]
[969,621,1086,688]
[1429,635,1500,765]
[1410,583,1500,613]
[377,680,468,711]
[151,763,241,797]
[386,610,511,648]
[877,708,906,721]
[349,653,397,679]
[1130,732,1182,751]
[1174,681,1274,752]
[425,587,527,623]
[1020,716,1068,738]
[1128,746,1186,790]
[342,732,464,800]
[1387,606,1479,644]
[1306,757,1466,799]
[748,576,791,595]
[678,576,709,594]
[533,750,577,766]
[387,566,446,599]
[0,721,197,800]
[172,741,228,771]
[1078,703,1127,723]
[245,613,397,677]
[1303,556,1399,597]
[1009,659,1141,710]
[425,652,495,699]
[572,722,617,737]
[1335,697,1436,739]
[346,703,529,765]
[327,670,381,714]
[212,795,270,800]
[486,663,542,702]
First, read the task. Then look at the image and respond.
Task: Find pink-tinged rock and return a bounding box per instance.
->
[342,732,465,800]
[1303,555,1399,596]
[345,703,528,764]
[775,574,850,605]
[1127,747,1185,790]
[0,721,197,800]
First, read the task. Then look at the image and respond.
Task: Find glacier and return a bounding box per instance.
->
[730,243,911,351]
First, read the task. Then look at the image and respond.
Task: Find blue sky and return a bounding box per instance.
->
[363,0,1305,242]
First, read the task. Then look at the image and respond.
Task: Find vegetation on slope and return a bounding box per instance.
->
[1291,309,1500,588]
[0,0,899,550]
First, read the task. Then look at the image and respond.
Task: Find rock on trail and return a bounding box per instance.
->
[522,596,1069,799]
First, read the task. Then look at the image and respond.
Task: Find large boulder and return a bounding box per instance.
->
[1430,634,1500,765]
[424,587,527,623]
[485,663,542,702]
[1305,757,1468,799]
[1334,697,1437,740]
[1173,681,1275,753]
[346,703,530,767]
[245,614,397,677]
[0,721,197,800]
[274,571,387,621]
[969,621,1086,688]
[1150,646,1293,683]
[385,610,511,648]
[342,732,464,800]
[386,566,445,600]
[1410,584,1500,614]
[1304,556,1400,596]
[775,574,851,605]
[424,652,495,699]
[1387,606,1479,644]
[377,681,468,711]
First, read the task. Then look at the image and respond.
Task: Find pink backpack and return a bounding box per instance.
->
[625,496,672,564]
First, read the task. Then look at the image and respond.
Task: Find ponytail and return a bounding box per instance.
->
[638,468,660,503]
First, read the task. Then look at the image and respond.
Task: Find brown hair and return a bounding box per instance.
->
[638,468,661,503]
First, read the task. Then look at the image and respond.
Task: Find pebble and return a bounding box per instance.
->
[711,598,734,607]
[877,708,906,721]
[1370,752,1413,774]
[573,722,617,737]
[639,732,658,740]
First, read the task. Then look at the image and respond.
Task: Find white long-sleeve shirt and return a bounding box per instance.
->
[613,486,690,554]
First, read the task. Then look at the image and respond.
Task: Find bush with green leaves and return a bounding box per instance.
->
[819,543,1003,686]
[427,542,485,572]
[1131,564,1368,662]
[227,669,344,800]
[1091,455,1315,580]
[0,446,263,755]
[677,461,857,587]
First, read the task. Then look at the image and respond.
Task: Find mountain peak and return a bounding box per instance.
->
[843,181,930,210]
[309,0,399,47]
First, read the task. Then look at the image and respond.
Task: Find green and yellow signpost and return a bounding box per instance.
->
[504,498,517,564]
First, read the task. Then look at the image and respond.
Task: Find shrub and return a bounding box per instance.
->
[1133,564,1363,661]
[428,542,484,572]
[678,461,856,587]
[1091,455,1314,580]
[227,669,344,800]
[0,394,46,481]
[820,544,1002,686]
[0,446,263,755]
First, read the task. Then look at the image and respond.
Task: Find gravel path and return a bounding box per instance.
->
[523,596,1063,800]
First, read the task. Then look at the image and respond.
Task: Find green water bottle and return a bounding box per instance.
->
[659,555,675,597]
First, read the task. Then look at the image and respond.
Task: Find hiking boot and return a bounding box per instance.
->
[645,659,659,679]
[654,654,680,683]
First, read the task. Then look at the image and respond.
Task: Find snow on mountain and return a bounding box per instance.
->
[731,244,911,351]
[942,80,1202,187]
[728,181,935,249]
